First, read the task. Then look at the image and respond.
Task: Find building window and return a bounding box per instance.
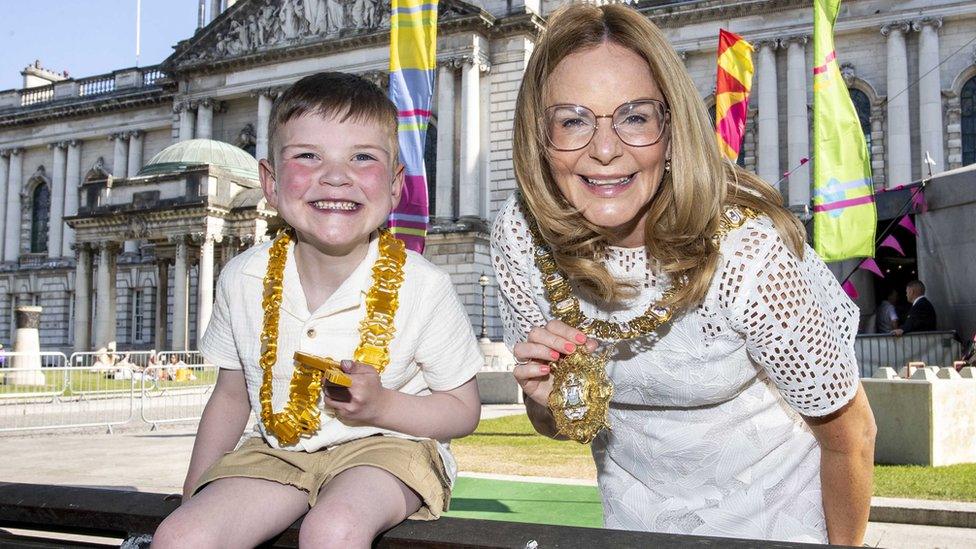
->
[849,88,872,155]
[962,76,976,166]
[30,184,51,254]
[708,104,746,167]
[130,287,148,344]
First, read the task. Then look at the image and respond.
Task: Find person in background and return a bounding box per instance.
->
[892,280,937,335]
[875,289,900,333]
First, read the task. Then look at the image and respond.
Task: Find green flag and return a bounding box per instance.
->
[812,0,876,260]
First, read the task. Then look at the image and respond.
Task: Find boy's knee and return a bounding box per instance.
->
[152,510,218,549]
[299,511,370,548]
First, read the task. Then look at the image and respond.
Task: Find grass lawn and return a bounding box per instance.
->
[874,463,976,502]
[452,413,596,480]
[0,368,217,396]
[447,477,602,527]
[456,414,976,503]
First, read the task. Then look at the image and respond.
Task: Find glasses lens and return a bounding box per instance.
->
[612,100,668,146]
[545,105,596,151]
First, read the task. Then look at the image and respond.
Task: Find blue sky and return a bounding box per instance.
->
[1,0,201,91]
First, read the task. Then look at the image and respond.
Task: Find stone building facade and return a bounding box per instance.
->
[0,0,974,354]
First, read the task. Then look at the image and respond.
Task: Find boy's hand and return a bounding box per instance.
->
[322,360,392,425]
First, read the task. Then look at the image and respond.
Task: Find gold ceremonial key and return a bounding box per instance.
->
[293,352,353,387]
[547,347,614,444]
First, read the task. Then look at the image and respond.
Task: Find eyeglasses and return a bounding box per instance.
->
[544,99,670,151]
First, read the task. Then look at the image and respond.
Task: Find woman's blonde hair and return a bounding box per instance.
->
[513,2,805,311]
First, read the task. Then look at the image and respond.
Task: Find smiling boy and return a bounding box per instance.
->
[152,73,483,548]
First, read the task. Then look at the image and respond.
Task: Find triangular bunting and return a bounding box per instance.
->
[880,235,905,256]
[898,215,917,235]
[859,258,884,278]
[842,280,859,300]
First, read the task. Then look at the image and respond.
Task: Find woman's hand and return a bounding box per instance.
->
[513,319,599,407]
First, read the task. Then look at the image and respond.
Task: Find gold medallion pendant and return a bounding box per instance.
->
[520,197,758,444]
[547,347,613,444]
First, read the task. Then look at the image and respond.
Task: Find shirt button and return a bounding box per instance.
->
[306,328,316,338]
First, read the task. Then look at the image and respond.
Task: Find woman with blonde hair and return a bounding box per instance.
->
[490,3,876,545]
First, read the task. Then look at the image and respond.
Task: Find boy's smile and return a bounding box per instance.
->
[260,112,403,259]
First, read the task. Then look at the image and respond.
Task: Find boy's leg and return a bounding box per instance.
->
[299,466,422,549]
[152,477,308,549]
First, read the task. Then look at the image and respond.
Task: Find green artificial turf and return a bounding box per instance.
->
[446,476,603,527]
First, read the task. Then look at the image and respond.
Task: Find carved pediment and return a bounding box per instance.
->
[167,0,485,71]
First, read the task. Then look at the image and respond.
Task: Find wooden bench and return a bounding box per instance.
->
[0,482,849,548]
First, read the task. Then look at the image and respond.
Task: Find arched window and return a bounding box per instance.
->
[962,76,976,166]
[30,184,50,254]
[708,104,746,167]
[849,88,872,155]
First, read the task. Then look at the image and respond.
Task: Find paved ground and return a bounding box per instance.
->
[2,405,975,548]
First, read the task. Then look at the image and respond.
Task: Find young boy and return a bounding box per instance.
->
[153,73,483,548]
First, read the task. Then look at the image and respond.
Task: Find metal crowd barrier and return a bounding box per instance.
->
[139,363,217,429]
[0,350,218,433]
[854,331,963,378]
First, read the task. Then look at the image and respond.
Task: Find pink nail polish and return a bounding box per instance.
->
[539,365,550,374]
[575,333,587,344]
[550,350,560,360]
[564,342,575,353]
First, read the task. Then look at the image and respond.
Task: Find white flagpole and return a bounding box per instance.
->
[135,0,142,66]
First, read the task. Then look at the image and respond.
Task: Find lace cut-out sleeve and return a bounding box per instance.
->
[718,218,860,417]
[490,195,547,351]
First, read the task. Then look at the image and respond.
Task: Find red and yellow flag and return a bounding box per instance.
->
[715,29,754,161]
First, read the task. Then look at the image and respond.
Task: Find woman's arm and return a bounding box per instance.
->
[181,368,252,501]
[803,384,877,546]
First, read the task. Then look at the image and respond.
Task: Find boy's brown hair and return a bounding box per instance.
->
[267,72,398,166]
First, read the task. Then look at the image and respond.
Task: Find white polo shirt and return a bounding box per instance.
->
[200,233,483,482]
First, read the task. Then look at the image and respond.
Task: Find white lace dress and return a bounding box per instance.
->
[490,195,860,543]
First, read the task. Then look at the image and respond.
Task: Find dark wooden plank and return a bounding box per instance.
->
[0,483,857,549]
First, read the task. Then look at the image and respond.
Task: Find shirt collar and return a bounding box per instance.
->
[913,295,926,306]
[242,233,381,320]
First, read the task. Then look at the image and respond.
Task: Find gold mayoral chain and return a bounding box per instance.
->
[259,229,406,446]
[519,197,758,444]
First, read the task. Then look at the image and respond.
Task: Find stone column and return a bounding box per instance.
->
[196,233,216,348]
[0,150,9,261]
[10,306,46,385]
[176,101,196,143]
[47,142,67,258]
[435,63,456,221]
[209,0,221,22]
[94,242,118,350]
[155,259,170,351]
[62,140,82,256]
[785,36,810,207]
[172,236,190,350]
[917,18,944,174]
[111,133,129,178]
[73,244,92,352]
[126,130,144,177]
[459,56,485,219]
[255,90,275,161]
[882,21,912,188]
[196,98,214,140]
[4,148,23,262]
[479,68,491,218]
[755,40,781,187]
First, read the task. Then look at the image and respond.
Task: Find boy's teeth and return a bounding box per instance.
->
[585,176,631,186]
[311,200,358,211]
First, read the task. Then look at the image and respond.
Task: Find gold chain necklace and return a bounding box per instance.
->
[519,197,758,443]
[259,229,406,445]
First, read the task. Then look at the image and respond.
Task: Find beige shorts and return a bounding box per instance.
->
[193,435,451,520]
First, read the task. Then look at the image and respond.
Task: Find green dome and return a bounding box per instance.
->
[138,139,259,180]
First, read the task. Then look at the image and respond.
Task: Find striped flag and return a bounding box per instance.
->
[388,0,438,252]
[715,29,754,161]
[812,0,876,260]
